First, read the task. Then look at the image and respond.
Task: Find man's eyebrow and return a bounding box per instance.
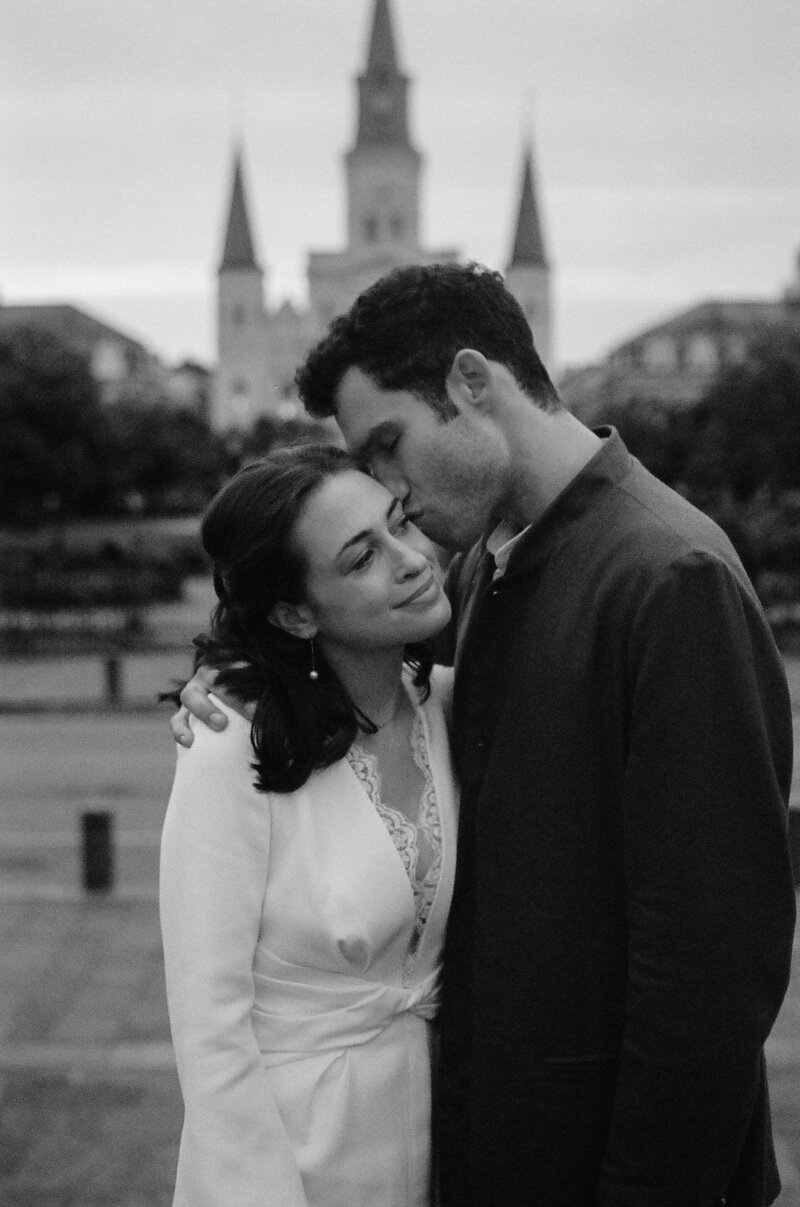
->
[336,498,403,559]
[353,421,398,465]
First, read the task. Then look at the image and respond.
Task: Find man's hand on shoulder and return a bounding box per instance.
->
[170,664,227,747]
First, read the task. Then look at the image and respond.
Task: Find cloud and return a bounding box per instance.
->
[3,262,209,301]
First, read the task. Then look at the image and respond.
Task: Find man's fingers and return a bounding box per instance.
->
[179,673,227,729]
[170,707,195,748]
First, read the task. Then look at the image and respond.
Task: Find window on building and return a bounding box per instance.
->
[278,399,300,421]
[727,335,748,364]
[231,379,251,427]
[686,335,719,371]
[91,340,126,382]
[643,336,677,372]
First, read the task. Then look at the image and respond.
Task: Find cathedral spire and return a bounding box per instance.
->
[354,0,413,149]
[366,0,398,73]
[219,149,260,272]
[505,137,552,367]
[507,142,548,271]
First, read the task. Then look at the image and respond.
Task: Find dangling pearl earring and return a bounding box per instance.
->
[309,638,319,681]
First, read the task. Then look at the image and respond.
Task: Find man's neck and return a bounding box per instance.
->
[498,409,603,532]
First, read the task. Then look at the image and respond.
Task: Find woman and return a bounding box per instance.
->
[159,444,457,1207]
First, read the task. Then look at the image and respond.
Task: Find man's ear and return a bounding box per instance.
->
[268,600,318,640]
[446,349,493,411]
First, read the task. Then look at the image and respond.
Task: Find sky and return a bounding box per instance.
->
[1,0,798,373]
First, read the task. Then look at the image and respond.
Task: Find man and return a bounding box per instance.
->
[176,263,796,1205]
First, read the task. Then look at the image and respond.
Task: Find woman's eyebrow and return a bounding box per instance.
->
[336,498,402,559]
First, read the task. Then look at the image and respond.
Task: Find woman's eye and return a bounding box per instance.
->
[350,548,374,572]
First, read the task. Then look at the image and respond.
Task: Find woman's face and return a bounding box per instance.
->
[292,469,451,654]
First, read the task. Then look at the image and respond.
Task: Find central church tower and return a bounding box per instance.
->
[308,0,457,329]
[346,0,421,251]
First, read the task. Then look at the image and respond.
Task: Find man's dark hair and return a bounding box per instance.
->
[296,261,561,420]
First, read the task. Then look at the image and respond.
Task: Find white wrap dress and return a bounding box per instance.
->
[159,666,457,1207]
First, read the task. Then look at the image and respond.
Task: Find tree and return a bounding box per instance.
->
[588,397,695,487]
[0,324,228,523]
[0,324,110,524]
[240,414,338,461]
[685,331,800,499]
[100,402,227,513]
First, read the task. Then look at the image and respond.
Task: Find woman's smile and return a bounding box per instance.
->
[395,575,439,609]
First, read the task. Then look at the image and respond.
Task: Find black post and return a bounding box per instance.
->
[104,656,122,705]
[81,811,114,892]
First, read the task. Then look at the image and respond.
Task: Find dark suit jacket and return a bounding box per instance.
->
[436,430,796,1207]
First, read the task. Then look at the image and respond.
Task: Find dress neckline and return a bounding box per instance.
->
[346,709,442,982]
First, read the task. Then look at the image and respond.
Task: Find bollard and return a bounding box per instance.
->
[81,811,115,892]
[104,656,123,705]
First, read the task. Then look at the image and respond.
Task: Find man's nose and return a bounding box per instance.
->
[372,461,408,502]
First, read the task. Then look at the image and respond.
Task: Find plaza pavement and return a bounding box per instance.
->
[0,654,798,1206]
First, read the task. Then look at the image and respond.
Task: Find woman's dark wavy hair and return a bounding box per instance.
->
[195,443,432,794]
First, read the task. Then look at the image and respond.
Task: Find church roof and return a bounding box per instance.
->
[0,302,150,358]
[367,0,398,74]
[508,144,548,270]
[220,152,261,271]
[614,299,800,353]
[354,0,414,150]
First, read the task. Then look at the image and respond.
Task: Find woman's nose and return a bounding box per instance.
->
[393,539,428,579]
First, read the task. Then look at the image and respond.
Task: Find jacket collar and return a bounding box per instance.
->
[487,426,631,585]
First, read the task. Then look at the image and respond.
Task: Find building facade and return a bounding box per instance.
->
[561,251,800,422]
[212,0,552,431]
[0,301,169,406]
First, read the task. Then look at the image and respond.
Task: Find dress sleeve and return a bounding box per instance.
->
[159,704,309,1207]
[598,553,796,1204]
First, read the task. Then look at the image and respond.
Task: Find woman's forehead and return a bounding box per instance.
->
[295,470,395,559]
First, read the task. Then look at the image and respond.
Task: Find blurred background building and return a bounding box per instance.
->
[0,0,552,434]
[0,302,167,406]
[2,0,796,442]
[563,250,800,421]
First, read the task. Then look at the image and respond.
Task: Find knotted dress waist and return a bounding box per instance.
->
[251,944,441,1058]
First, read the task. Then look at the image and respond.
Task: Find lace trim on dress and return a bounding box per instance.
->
[409,711,442,940]
[347,710,442,979]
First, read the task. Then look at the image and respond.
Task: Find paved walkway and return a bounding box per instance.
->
[1,658,799,1205]
[0,895,179,1207]
[0,708,180,1206]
